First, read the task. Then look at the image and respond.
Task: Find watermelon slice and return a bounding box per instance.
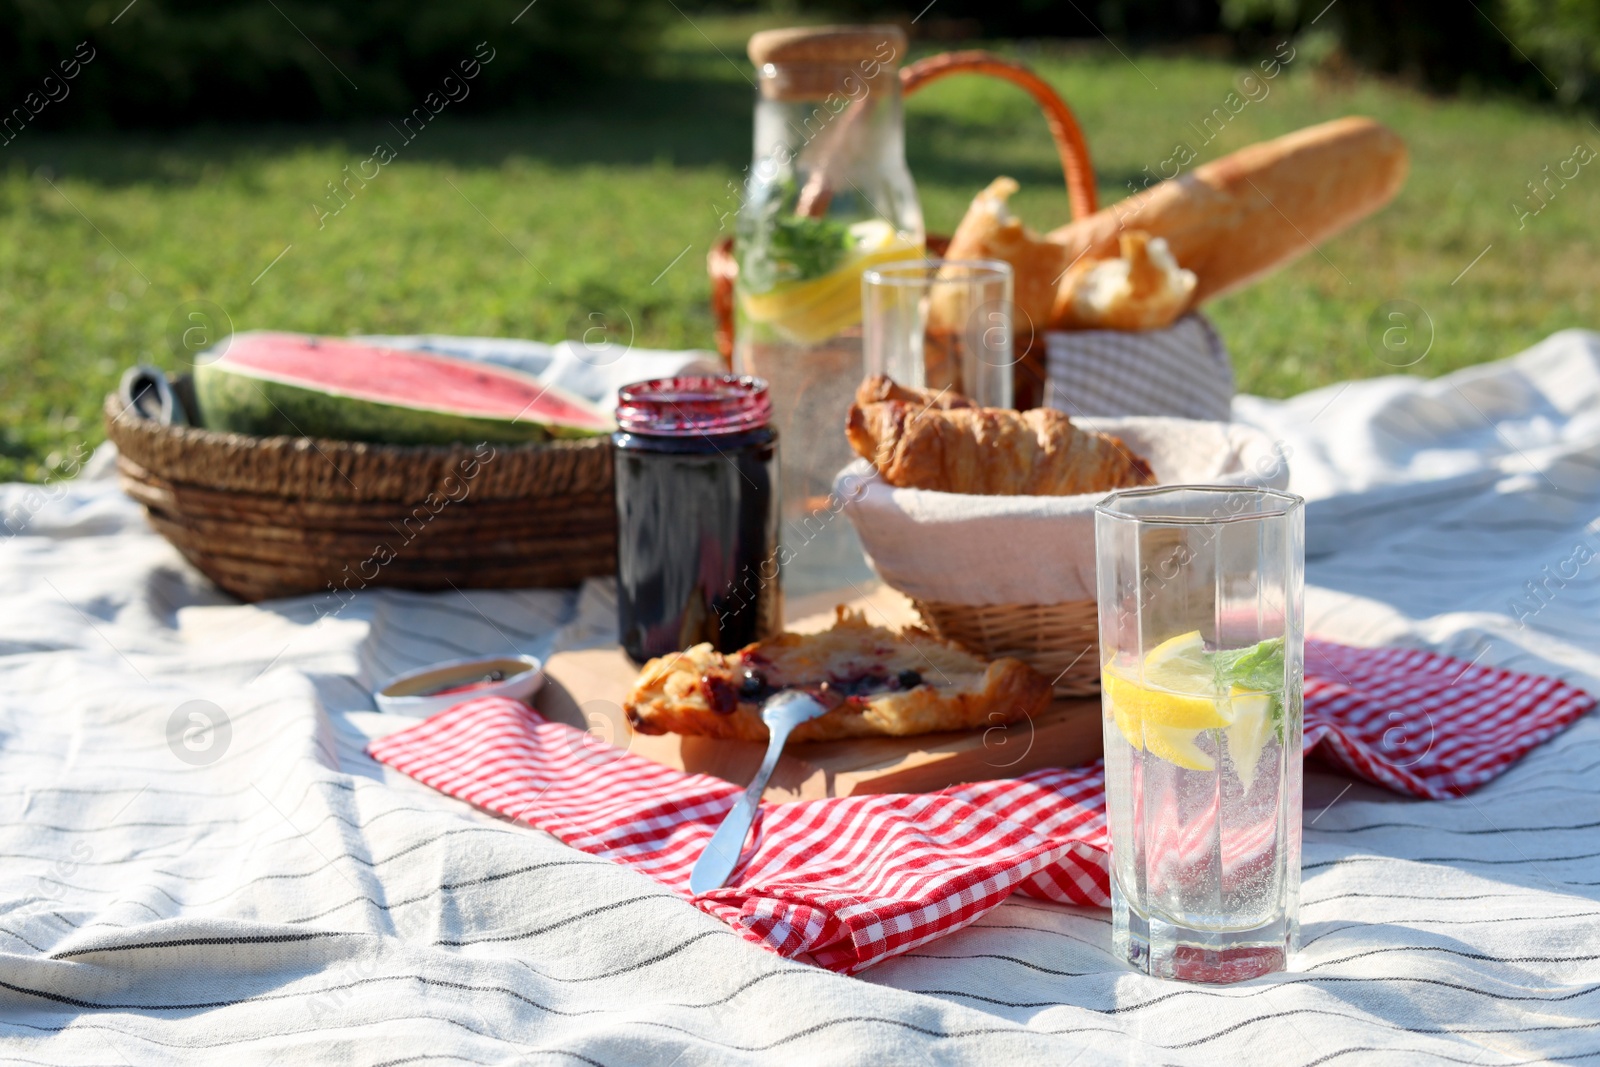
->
[193,332,614,446]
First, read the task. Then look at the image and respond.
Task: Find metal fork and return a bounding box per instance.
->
[688,690,828,895]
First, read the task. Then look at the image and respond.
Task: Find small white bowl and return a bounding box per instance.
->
[374,654,544,717]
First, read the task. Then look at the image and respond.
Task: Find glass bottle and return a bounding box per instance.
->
[734,25,924,593]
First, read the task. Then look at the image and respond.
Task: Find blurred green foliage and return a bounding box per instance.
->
[7,0,1600,131]
[5,17,1599,482]
[1501,0,1600,104]
[0,0,664,128]
[704,0,1600,108]
[1222,0,1600,104]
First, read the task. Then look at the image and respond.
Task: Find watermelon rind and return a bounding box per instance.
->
[192,338,614,447]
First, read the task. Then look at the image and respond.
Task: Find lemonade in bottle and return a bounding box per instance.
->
[734,27,923,592]
[1096,486,1305,983]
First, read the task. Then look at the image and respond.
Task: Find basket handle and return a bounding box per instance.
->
[899,50,1098,221]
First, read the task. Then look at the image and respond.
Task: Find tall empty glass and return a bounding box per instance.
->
[1095,486,1305,983]
[861,258,1014,408]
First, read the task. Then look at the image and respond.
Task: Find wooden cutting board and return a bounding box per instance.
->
[534,583,1103,802]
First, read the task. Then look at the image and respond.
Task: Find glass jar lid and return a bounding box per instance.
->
[615,375,772,436]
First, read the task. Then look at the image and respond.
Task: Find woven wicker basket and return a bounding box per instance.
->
[104,395,616,603]
[913,598,1101,697]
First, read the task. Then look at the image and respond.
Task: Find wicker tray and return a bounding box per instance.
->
[912,598,1100,697]
[104,396,615,603]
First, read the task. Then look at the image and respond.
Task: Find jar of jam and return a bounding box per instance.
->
[613,375,782,663]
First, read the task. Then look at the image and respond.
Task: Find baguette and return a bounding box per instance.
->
[1054,230,1198,331]
[941,176,1076,332]
[1047,116,1408,307]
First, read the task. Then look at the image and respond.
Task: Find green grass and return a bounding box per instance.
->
[3,16,1599,481]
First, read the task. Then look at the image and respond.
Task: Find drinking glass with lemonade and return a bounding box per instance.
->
[1095,485,1305,983]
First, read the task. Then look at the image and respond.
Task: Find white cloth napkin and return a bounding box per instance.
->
[837,416,1290,605]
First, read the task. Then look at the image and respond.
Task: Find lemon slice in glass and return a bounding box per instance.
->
[1105,632,1285,774]
[1142,723,1216,773]
[1103,631,1230,771]
[1124,631,1232,729]
[1225,688,1275,792]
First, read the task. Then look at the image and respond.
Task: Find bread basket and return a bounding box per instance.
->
[104,395,616,602]
[837,417,1290,694]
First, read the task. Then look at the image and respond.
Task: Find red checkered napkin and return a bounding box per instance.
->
[367,698,1108,973]
[367,640,1592,972]
[1302,639,1594,799]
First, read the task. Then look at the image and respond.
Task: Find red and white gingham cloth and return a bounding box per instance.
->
[367,638,1592,974]
[1300,639,1591,797]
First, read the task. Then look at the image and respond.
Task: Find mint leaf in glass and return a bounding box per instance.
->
[1210,637,1286,738]
[1210,637,1284,693]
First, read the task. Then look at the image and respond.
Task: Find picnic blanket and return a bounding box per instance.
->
[362,641,1595,975]
[2,329,1599,1065]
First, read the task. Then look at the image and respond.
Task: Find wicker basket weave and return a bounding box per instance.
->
[104,395,616,603]
[913,598,1100,697]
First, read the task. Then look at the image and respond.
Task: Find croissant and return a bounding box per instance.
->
[854,375,975,409]
[846,383,1155,496]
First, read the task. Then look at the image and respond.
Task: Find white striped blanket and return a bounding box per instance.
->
[0,330,1597,1065]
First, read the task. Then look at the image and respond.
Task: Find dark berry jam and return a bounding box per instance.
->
[614,375,782,663]
[701,674,740,715]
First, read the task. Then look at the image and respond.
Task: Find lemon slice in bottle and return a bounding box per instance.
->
[739,220,920,344]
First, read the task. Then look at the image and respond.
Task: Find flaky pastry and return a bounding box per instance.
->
[624,607,1051,742]
[846,377,1155,496]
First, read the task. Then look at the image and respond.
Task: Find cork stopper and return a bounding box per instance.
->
[748,25,907,67]
[748,25,906,100]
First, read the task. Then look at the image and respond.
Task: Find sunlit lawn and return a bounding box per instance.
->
[2,15,1598,480]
